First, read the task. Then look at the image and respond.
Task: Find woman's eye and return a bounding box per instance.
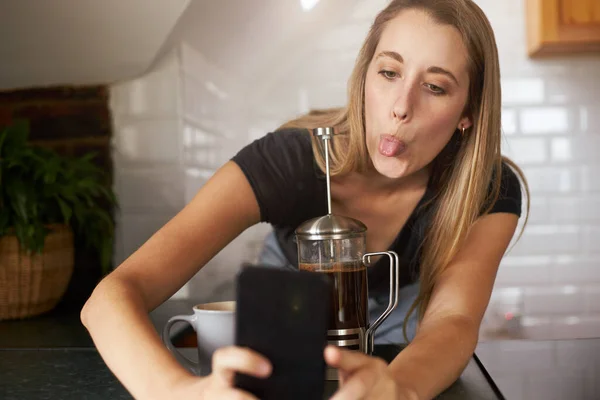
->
[425,83,446,95]
[378,70,399,80]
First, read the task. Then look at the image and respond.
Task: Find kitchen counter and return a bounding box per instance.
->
[1,299,597,399]
[0,299,196,349]
[1,348,131,400]
[0,299,204,400]
[0,345,504,400]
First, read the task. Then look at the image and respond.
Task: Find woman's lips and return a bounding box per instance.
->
[378,134,406,157]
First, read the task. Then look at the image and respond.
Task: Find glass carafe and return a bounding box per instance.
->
[296,215,399,355]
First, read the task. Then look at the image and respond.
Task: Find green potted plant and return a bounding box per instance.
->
[0,119,117,320]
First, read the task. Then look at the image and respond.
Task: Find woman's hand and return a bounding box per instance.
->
[169,346,271,400]
[325,346,419,400]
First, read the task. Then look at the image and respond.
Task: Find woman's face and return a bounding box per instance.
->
[364,9,472,180]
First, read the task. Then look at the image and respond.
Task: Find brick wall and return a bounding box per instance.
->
[0,85,113,310]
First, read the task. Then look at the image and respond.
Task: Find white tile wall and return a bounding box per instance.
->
[585,287,600,313]
[109,52,180,118]
[510,225,582,256]
[114,118,182,163]
[495,256,552,285]
[500,109,518,135]
[523,286,586,315]
[114,166,185,212]
[501,137,548,164]
[520,107,572,135]
[553,257,600,284]
[582,166,600,192]
[475,339,600,399]
[501,78,545,106]
[109,46,271,300]
[109,0,600,337]
[476,0,600,340]
[522,166,581,193]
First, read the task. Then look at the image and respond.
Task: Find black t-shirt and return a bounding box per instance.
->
[232,128,522,294]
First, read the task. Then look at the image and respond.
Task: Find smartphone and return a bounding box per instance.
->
[234,265,331,400]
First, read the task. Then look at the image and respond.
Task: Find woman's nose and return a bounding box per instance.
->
[392,82,416,122]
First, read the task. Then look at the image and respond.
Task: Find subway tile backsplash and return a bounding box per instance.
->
[109,0,600,338]
[523,286,586,315]
[520,107,571,135]
[502,137,548,164]
[114,119,182,164]
[501,78,545,105]
[522,166,581,193]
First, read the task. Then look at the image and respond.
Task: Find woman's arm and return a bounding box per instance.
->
[387,212,519,399]
[80,161,262,400]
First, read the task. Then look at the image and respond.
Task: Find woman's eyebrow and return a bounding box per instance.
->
[376,51,404,64]
[427,66,459,86]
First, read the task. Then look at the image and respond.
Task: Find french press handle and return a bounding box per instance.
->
[362,251,400,354]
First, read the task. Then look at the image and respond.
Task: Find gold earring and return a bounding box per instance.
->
[461,127,466,136]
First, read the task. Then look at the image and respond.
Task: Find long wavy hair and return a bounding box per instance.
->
[279,0,530,341]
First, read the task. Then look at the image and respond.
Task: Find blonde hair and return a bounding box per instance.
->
[280,0,530,341]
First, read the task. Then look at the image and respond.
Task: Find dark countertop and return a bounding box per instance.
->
[1,349,131,400]
[0,299,195,349]
[1,299,598,399]
[0,345,501,400]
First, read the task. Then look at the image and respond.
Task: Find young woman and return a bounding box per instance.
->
[82,1,529,399]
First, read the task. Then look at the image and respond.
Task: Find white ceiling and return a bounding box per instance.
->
[0,0,363,91]
[0,0,190,90]
[157,0,362,82]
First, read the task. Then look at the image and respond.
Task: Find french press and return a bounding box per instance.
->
[295,127,400,376]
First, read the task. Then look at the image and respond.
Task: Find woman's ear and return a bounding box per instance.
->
[458,116,473,130]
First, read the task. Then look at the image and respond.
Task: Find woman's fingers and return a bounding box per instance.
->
[330,369,377,400]
[325,345,375,372]
[220,389,260,400]
[212,346,272,384]
[325,345,390,399]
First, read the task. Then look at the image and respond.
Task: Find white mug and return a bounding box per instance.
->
[162,301,236,376]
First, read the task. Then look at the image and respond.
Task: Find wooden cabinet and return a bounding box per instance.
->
[526,0,600,57]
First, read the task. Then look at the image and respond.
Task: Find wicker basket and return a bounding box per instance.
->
[0,224,74,320]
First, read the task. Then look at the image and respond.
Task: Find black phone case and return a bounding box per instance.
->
[234,266,331,400]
